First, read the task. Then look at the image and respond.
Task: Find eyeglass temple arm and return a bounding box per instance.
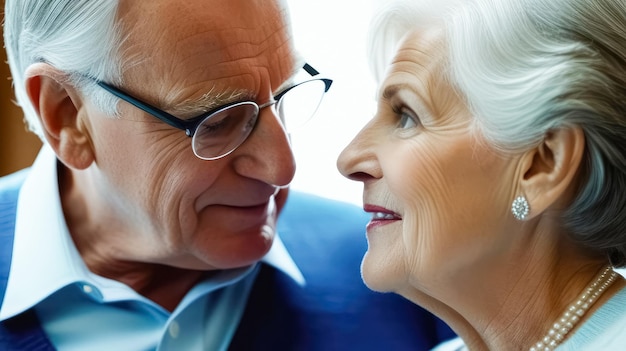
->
[302,63,333,92]
[94,63,327,132]
[96,81,190,131]
[303,63,320,77]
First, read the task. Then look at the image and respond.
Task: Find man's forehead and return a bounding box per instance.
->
[119,0,290,37]
[119,0,292,64]
[116,0,297,110]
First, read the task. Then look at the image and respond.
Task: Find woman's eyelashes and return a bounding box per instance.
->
[395,105,420,129]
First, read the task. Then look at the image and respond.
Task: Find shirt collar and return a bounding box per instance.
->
[0,145,303,320]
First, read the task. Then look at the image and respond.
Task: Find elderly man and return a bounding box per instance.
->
[0,0,453,349]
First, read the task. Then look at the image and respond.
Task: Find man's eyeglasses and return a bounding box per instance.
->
[93,63,332,160]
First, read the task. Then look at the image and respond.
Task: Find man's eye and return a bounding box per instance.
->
[200,117,229,134]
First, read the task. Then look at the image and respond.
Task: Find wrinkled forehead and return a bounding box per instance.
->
[116,0,295,79]
[122,0,289,42]
[113,0,297,109]
[395,27,448,65]
[369,0,461,83]
[378,27,462,121]
[382,27,450,91]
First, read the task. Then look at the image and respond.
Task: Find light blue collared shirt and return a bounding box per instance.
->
[0,145,304,351]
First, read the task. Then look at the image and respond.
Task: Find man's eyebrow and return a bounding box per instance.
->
[168,86,254,117]
[166,58,305,117]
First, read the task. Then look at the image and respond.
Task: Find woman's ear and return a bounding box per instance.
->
[518,127,585,218]
[25,63,94,170]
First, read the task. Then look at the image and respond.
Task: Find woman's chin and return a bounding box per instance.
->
[360,253,400,293]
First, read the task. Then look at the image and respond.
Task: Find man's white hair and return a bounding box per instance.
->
[4,0,124,139]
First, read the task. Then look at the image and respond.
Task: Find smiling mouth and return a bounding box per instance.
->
[372,212,398,220]
[364,205,401,230]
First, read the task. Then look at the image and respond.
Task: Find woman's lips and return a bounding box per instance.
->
[363,204,401,230]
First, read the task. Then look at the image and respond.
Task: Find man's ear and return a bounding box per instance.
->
[25,63,94,170]
[518,127,585,218]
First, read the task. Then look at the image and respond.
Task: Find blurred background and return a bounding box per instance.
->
[0,0,377,206]
[0,0,42,177]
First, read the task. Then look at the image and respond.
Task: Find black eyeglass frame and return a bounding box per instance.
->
[93,63,333,138]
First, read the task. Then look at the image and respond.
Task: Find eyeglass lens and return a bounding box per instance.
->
[192,79,328,160]
[192,102,259,160]
[276,79,327,131]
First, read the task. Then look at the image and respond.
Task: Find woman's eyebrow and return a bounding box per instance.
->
[381,83,424,101]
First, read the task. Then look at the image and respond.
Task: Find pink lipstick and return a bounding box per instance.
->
[363,204,401,230]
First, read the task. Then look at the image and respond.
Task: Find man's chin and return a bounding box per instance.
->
[209,226,275,270]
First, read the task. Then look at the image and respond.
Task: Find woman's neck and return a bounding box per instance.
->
[400,247,619,351]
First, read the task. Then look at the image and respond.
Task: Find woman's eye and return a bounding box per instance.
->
[398,108,419,129]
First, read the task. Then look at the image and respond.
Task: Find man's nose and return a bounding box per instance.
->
[231,105,296,186]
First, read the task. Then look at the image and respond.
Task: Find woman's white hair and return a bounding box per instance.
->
[369,0,626,266]
[3,0,125,139]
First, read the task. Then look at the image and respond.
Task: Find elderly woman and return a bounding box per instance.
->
[337,0,626,350]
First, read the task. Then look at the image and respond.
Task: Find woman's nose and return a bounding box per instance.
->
[337,123,381,183]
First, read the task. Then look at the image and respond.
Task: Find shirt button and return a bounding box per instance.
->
[168,321,180,339]
[82,284,93,294]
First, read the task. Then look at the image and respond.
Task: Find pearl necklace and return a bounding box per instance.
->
[529,266,619,351]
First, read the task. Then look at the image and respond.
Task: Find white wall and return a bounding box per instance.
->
[287,0,377,206]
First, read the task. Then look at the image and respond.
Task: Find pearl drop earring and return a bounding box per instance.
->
[511,196,530,220]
